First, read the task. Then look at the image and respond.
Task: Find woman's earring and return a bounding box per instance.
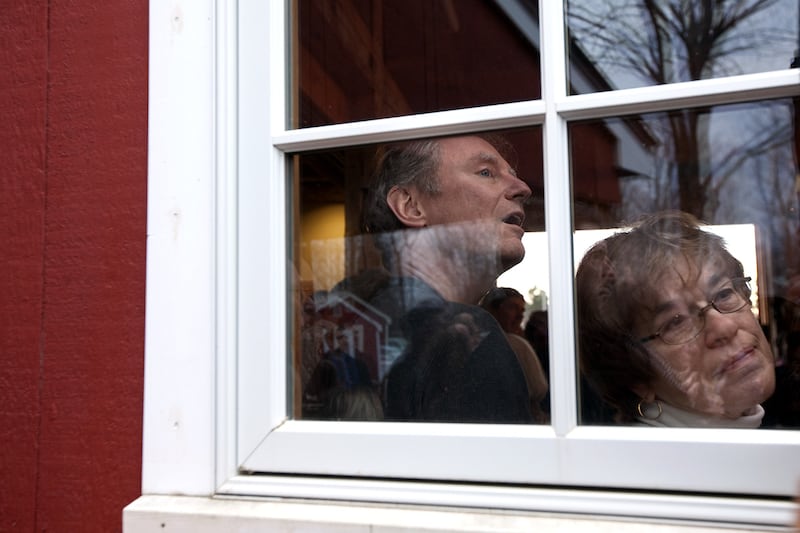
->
[637,398,663,420]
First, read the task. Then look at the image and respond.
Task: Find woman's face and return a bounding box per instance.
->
[633,262,775,419]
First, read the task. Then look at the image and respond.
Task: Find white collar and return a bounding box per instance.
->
[637,403,765,428]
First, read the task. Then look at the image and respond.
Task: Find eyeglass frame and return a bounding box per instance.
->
[638,276,752,345]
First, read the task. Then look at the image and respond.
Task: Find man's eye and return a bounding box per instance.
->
[478,168,492,177]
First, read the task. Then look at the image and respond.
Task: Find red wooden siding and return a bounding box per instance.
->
[0,2,148,531]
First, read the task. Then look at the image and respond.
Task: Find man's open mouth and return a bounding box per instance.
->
[503,213,524,227]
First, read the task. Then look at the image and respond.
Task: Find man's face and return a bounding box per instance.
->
[416,136,531,270]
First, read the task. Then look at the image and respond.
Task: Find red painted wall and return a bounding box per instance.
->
[0,2,147,531]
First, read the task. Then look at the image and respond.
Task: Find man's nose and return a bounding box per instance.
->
[505,173,532,203]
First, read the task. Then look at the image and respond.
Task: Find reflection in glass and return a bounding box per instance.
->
[566,0,799,94]
[570,99,800,428]
[293,0,540,128]
[291,129,547,423]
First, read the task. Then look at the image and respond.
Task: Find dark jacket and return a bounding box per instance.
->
[371,277,533,423]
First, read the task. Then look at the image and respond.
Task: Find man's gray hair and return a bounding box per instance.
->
[362,138,441,235]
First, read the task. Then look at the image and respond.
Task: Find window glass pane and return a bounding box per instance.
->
[571,98,800,428]
[292,0,540,128]
[290,128,549,424]
[566,0,800,95]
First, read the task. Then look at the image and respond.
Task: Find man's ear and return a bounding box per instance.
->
[386,185,427,228]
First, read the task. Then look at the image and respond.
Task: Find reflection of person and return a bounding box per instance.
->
[481,287,526,335]
[303,326,373,419]
[576,211,775,427]
[524,310,550,379]
[362,135,535,422]
[299,290,335,390]
[762,293,800,427]
[524,310,554,417]
[480,287,549,421]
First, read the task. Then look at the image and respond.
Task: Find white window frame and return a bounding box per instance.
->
[134,0,800,529]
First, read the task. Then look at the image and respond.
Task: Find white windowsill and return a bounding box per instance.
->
[123,494,795,532]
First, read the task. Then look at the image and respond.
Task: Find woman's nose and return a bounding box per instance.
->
[703,308,739,347]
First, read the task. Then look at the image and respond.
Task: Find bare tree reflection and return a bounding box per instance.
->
[568,0,796,218]
[569,1,792,85]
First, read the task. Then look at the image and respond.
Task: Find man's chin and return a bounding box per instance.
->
[500,247,525,272]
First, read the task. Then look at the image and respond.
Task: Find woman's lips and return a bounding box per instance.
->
[716,346,757,377]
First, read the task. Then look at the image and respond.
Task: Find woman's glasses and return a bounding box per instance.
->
[639,277,752,345]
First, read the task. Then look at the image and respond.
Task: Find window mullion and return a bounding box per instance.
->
[540,0,578,436]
